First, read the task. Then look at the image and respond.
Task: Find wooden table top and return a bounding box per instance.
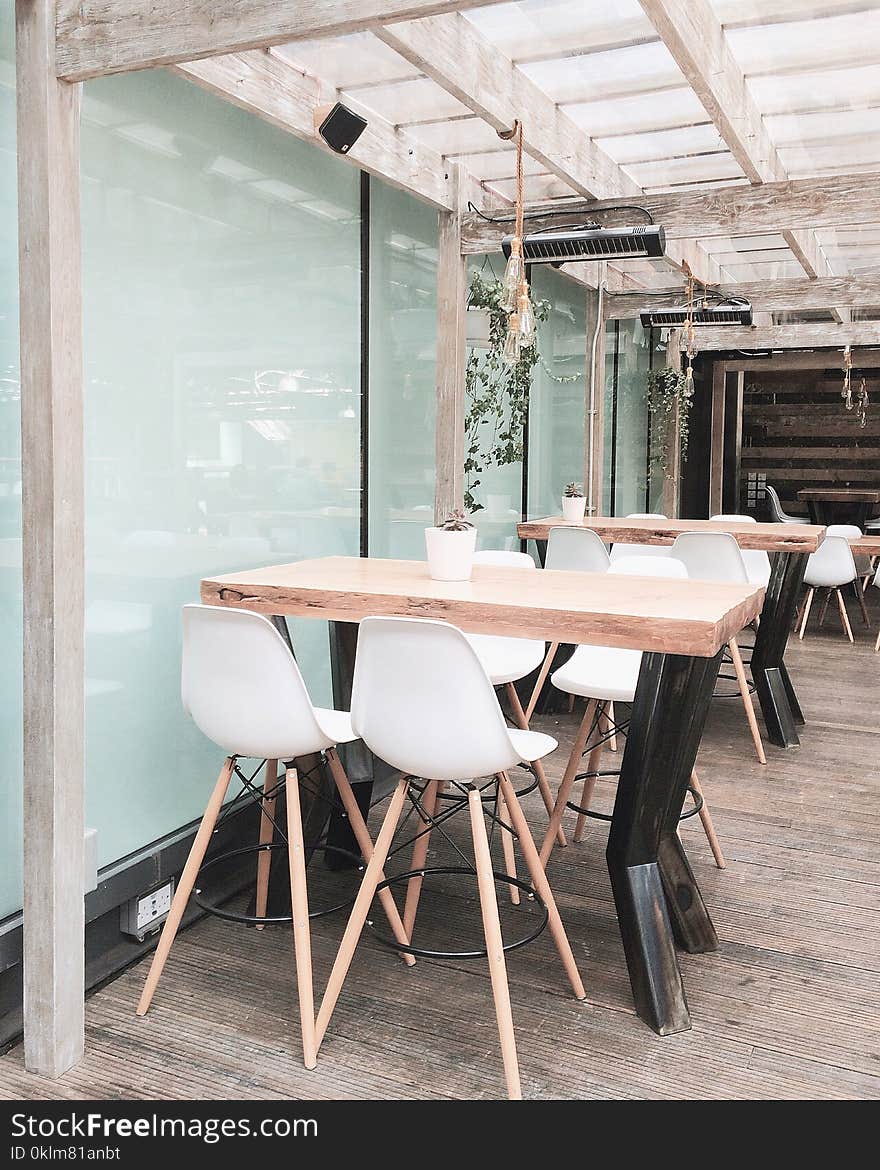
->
[517,515,825,553]
[849,536,880,557]
[201,555,764,658]
[798,488,880,503]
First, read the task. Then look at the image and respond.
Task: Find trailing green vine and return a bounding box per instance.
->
[464,271,549,513]
[645,366,693,476]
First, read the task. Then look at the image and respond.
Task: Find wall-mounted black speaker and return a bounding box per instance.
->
[317,102,368,155]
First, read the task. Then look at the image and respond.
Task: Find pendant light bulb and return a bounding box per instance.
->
[502,317,522,366]
[502,239,524,312]
[517,287,536,347]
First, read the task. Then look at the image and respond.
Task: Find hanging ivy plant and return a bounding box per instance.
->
[464,270,550,513]
[645,366,693,475]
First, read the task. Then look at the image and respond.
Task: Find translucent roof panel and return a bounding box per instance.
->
[361,78,472,125]
[712,0,876,26]
[519,40,687,104]
[726,9,880,77]
[274,33,419,89]
[564,88,710,138]
[463,0,657,62]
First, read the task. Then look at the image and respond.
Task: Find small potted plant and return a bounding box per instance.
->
[562,482,586,523]
[424,508,478,581]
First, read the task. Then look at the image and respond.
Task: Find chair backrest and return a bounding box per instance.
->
[711,513,756,523]
[711,514,771,583]
[609,512,671,561]
[351,616,521,782]
[826,524,863,539]
[181,604,331,760]
[671,531,749,584]
[608,555,688,579]
[473,549,536,569]
[765,484,801,524]
[805,535,857,585]
[545,526,610,573]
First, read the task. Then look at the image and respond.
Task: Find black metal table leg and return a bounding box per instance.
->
[606,649,723,1036]
[750,550,808,747]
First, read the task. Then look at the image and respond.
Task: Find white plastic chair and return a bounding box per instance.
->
[826,524,872,625]
[671,531,767,765]
[711,513,772,588]
[799,533,859,643]
[313,616,586,1100]
[609,512,672,562]
[136,604,413,1070]
[467,550,565,849]
[872,561,880,651]
[544,557,725,868]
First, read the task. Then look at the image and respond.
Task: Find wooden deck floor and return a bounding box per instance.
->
[2,612,879,1100]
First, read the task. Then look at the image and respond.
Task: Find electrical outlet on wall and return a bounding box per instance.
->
[120,879,175,942]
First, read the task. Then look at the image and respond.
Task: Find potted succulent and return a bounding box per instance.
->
[424,508,478,582]
[562,482,586,523]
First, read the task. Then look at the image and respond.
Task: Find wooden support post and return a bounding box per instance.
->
[661,331,682,519]
[16,0,85,1077]
[434,164,467,524]
[585,280,606,515]
[709,360,726,517]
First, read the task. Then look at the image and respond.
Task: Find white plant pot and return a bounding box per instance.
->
[561,496,587,523]
[424,526,478,582]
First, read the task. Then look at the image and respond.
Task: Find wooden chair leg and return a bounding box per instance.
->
[525,641,558,723]
[506,682,566,848]
[315,778,409,1053]
[798,587,814,638]
[836,588,855,642]
[818,588,832,628]
[285,767,317,1070]
[324,749,416,967]
[729,637,767,765]
[499,772,586,1001]
[573,726,606,844]
[137,757,235,1016]
[255,758,277,930]
[402,780,441,940]
[605,702,618,752]
[539,699,598,868]
[690,769,726,870]
[467,786,522,1101]
[875,627,880,652]
[497,784,520,906]
[855,582,871,628]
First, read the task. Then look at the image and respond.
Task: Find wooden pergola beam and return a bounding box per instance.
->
[377,12,720,285]
[606,274,880,320]
[692,321,880,352]
[174,50,460,211]
[54,0,511,81]
[461,173,880,252]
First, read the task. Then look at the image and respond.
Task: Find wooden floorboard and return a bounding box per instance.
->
[1,600,879,1100]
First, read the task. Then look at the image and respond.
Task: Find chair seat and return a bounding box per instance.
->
[465,632,546,685]
[804,567,856,588]
[551,644,641,703]
[507,727,557,763]
[312,707,359,748]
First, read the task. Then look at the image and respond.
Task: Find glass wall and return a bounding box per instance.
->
[603,319,666,515]
[368,181,437,558]
[0,13,21,918]
[527,268,587,519]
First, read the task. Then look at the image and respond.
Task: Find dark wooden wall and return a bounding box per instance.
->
[740,366,880,515]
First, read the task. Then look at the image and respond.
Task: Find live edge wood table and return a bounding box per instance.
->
[202,555,763,1036]
[519,516,825,750]
[797,487,880,529]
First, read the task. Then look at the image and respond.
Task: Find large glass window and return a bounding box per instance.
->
[80,71,361,872]
[603,319,667,515]
[368,180,437,558]
[0,12,22,918]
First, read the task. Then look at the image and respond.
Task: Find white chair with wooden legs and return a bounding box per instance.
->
[136,604,413,1070]
[539,556,726,871]
[608,512,671,563]
[826,525,871,627]
[467,549,565,856]
[798,534,859,644]
[873,563,880,651]
[710,514,772,589]
[526,526,612,725]
[670,531,767,766]
[313,615,587,1101]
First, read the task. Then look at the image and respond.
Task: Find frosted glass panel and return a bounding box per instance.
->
[368,181,437,558]
[81,71,361,870]
[604,319,653,516]
[0,11,22,919]
[527,268,587,518]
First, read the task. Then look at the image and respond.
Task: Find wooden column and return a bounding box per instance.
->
[585,281,606,515]
[661,331,682,518]
[709,360,727,516]
[434,164,467,524]
[16,0,85,1077]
